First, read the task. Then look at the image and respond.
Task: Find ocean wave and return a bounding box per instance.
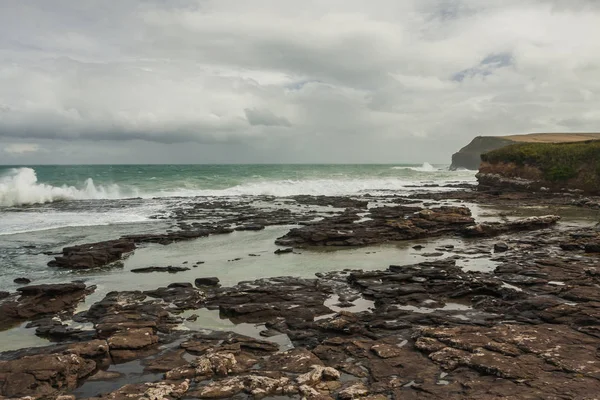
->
[0,167,475,206]
[391,162,440,172]
[161,178,416,197]
[0,167,137,206]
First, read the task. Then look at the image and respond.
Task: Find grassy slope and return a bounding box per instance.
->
[481,140,600,183]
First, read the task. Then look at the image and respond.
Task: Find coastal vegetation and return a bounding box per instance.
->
[451,132,600,170]
[482,140,600,183]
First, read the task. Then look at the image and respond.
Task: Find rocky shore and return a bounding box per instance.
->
[2,186,600,399]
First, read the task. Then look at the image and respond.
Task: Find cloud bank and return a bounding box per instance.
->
[1,0,599,163]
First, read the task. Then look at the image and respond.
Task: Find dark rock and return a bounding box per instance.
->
[144,349,188,373]
[27,318,92,341]
[421,252,444,257]
[261,348,324,373]
[276,206,475,247]
[144,286,206,310]
[131,266,190,273]
[107,328,159,350]
[461,215,560,237]
[167,282,193,289]
[235,224,265,231]
[123,230,211,245]
[274,247,294,254]
[181,331,280,355]
[584,243,600,253]
[291,195,369,209]
[13,277,31,285]
[48,239,135,269]
[83,380,190,400]
[560,243,583,251]
[208,277,332,324]
[0,291,10,300]
[17,282,86,296]
[86,369,123,381]
[195,277,220,287]
[1,283,89,330]
[493,242,509,252]
[83,291,185,338]
[415,323,600,396]
[0,353,96,398]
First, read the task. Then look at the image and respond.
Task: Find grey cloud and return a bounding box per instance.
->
[1,0,600,164]
[452,52,513,82]
[244,108,291,127]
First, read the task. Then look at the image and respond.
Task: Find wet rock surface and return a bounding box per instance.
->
[0,353,96,398]
[276,206,476,247]
[0,282,92,331]
[48,239,136,270]
[4,191,600,399]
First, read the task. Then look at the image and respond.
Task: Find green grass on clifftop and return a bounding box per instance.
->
[481,140,600,182]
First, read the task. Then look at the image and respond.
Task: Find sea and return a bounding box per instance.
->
[0,163,476,235]
[0,163,479,350]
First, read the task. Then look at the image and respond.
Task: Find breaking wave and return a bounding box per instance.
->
[0,168,135,206]
[391,162,440,172]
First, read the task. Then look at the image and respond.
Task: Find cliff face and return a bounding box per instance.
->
[477,140,600,194]
[450,136,515,170]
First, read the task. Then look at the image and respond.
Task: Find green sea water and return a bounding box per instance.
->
[0,163,474,206]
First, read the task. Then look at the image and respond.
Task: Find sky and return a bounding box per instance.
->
[1,0,600,164]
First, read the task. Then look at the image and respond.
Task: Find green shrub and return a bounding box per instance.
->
[482,140,600,182]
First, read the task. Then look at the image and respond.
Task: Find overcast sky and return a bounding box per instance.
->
[1,0,599,164]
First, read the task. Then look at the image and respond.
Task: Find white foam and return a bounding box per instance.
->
[392,162,439,172]
[153,176,474,198]
[0,209,153,236]
[0,168,137,206]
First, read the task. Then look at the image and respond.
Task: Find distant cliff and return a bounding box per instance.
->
[477,140,600,194]
[450,136,514,170]
[450,133,600,170]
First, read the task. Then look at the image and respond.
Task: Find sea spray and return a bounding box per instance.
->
[391,162,439,172]
[0,168,130,206]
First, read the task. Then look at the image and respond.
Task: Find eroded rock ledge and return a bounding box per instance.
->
[3,222,600,399]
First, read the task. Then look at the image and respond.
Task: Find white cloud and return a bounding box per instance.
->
[0,0,600,163]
